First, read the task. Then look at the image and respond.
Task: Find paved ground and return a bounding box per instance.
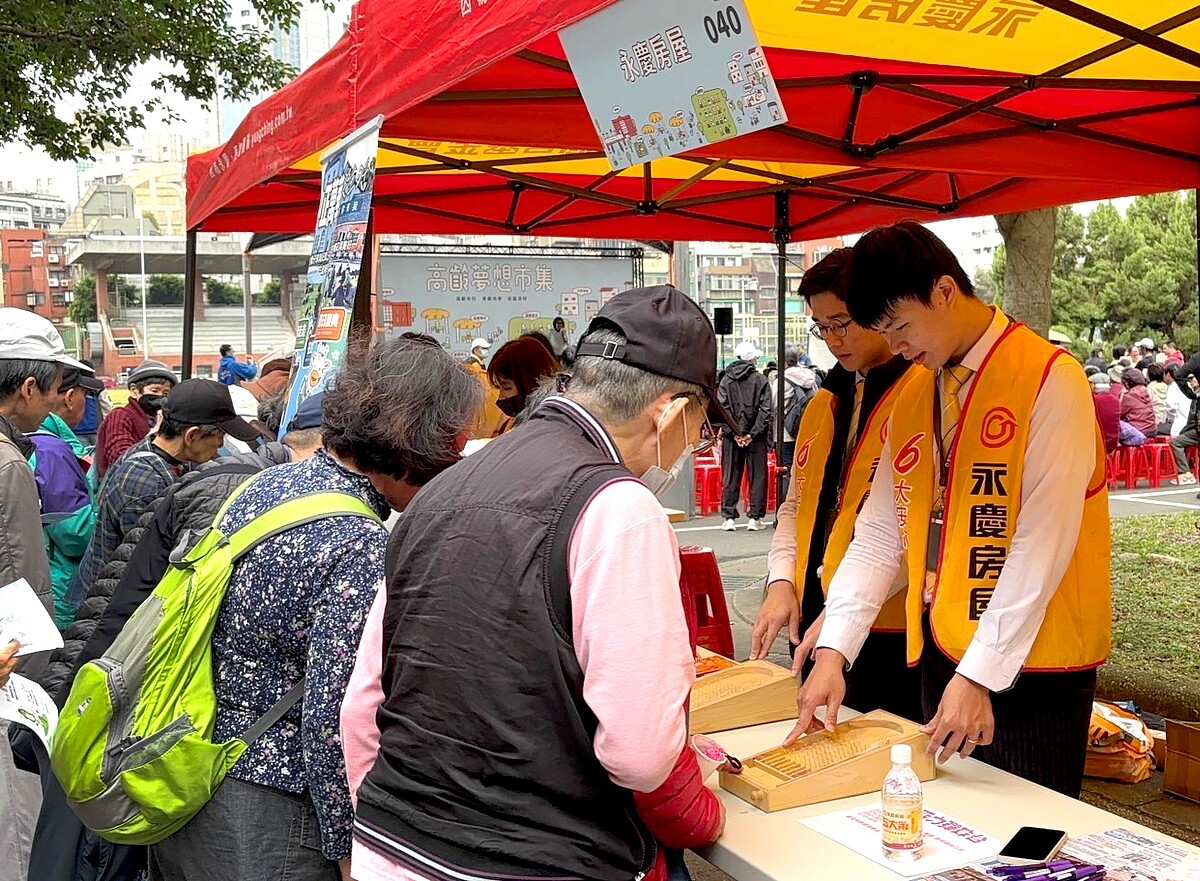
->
[671,486,1200,877]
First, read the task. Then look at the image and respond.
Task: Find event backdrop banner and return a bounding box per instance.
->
[281,116,383,431]
[559,0,786,170]
[376,247,641,357]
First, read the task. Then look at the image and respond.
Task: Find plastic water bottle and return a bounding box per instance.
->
[881,743,924,861]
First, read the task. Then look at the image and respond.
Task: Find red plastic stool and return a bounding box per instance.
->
[1121,445,1152,489]
[693,461,722,516]
[679,545,734,658]
[1144,442,1175,488]
[1106,450,1123,489]
[1188,445,1200,478]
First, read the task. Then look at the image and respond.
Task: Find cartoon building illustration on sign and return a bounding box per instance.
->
[692,87,737,143]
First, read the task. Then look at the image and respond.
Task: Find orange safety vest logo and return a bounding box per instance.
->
[795,438,812,469]
[980,406,1018,449]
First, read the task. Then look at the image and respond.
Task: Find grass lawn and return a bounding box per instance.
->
[1110,513,1200,692]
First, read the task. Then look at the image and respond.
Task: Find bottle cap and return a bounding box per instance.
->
[891,744,912,764]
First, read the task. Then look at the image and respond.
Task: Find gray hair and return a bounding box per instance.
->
[0,359,59,399]
[322,335,485,485]
[567,328,703,424]
[280,427,322,453]
[257,388,287,434]
[157,415,225,440]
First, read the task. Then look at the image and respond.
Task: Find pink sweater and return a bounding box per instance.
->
[341,478,693,881]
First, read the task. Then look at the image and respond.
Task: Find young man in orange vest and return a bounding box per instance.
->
[751,249,921,722]
[792,221,1110,797]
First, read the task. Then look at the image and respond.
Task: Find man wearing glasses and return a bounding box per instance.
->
[751,249,922,723]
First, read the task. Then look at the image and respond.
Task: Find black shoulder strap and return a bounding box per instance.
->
[544,465,631,645]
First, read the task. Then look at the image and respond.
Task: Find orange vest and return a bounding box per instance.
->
[791,369,916,632]
[888,321,1111,671]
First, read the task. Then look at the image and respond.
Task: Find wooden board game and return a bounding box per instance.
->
[719,709,935,811]
[689,658,798,734]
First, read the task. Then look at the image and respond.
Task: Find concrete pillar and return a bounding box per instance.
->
[95,269,109,318]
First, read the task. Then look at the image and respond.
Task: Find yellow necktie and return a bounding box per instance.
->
[938,364,973,471]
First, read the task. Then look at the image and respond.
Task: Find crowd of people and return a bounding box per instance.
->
[0,220,1121,881]
[1085,339,1200,489]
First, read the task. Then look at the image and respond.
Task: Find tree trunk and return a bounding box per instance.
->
[995,208,1055,337]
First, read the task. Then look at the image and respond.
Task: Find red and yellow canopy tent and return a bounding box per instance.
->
[184,0,1200,373]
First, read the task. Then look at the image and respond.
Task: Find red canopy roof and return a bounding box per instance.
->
[187,0,1200,241]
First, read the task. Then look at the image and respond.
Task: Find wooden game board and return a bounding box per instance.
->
[689,658,798,734]
[719,709,936,811]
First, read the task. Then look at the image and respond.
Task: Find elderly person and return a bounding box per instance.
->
[95,359,177,478]
[148,336,483,881]
[1090,373,1120,454]
[0,307,91,881]
[345,286,730,881]
[1119,367,1157,439]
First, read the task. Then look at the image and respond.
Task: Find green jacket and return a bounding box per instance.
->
[30,414,97,628]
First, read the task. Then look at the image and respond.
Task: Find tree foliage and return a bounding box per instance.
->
[68,274,96,325]
[0,0,305,159]
[205,278,243,305]
[146,274,184,306]
[259,279,282,305]
[994,193,1199,353]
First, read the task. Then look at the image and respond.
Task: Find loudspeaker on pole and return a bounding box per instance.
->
[714,307,733,336]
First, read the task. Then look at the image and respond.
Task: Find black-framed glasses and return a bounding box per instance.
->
[809,317,853,341]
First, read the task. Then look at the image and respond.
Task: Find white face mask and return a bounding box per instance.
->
[640,398,707,498]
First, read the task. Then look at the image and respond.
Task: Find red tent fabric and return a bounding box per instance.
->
[187,0,1200,240]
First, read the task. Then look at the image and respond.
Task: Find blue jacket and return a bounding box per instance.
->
[218,355,257,386]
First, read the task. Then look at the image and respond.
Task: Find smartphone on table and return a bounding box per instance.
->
[998,826,1070,865]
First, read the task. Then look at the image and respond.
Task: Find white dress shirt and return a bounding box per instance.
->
[817,309,1097,692]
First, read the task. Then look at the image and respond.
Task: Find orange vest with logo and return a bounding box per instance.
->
[888,321,1110,671]
[791,370,916,632]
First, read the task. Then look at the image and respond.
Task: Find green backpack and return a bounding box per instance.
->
[50,477,380,845]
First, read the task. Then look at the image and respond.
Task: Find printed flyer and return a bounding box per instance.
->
[0,674,59,752]
[802,805,1003,877]
[0,578,64,656]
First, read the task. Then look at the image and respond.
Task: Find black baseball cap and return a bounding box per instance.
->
[161,379,261,443]
[59,367,105,395]
[576,285,736,430]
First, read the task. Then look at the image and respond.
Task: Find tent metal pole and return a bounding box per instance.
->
[182,229,198,380]
[774,191,790,515]
[1195,190,1199,338]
